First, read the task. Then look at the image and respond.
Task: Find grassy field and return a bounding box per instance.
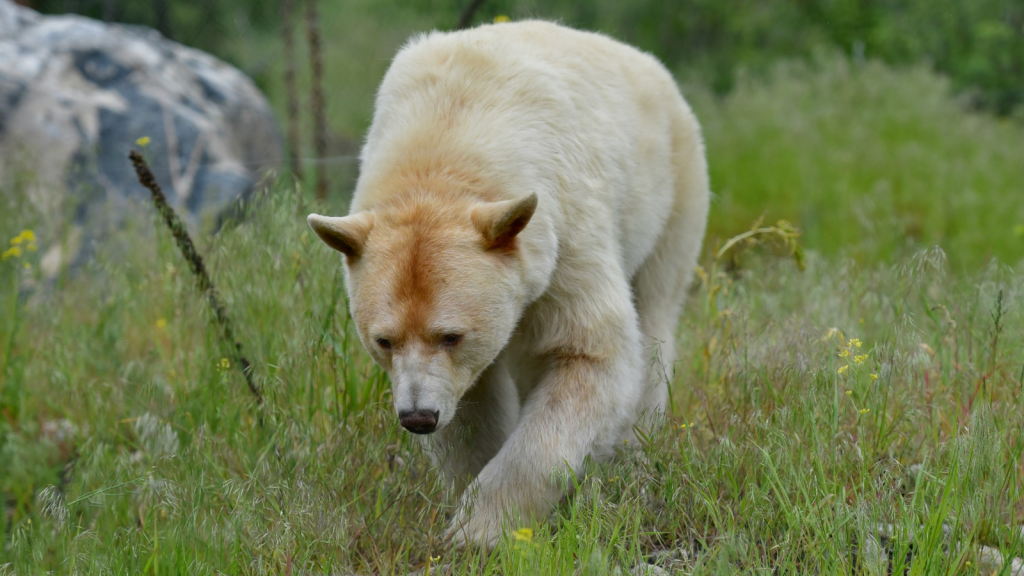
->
[2,56,1024,573]
[695,56,1024,268]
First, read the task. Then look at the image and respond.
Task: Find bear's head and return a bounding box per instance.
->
[308,192,537,434]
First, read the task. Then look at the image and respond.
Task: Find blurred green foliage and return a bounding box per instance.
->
[31,0,281,59]
[693,56,1024,268]
[23,0,1024,266]
[33,0,1024,115]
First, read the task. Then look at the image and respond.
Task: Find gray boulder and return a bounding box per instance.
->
[0,0,280,268]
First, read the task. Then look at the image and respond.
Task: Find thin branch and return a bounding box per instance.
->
[304,0,328,201]
[153,0,173,39]
[281,0,304,181]
[129,150,263,407]
[455,0,487,30]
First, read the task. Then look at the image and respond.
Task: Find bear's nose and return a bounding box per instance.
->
[398,409,439,434]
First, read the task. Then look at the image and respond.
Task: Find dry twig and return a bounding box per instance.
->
[455,0,487,30]
[304,0,328,200]
[281,0,304,181]
[129,150,262,406]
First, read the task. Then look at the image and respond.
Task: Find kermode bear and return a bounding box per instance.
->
[308,20,709,547]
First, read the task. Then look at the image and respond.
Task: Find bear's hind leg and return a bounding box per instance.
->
[630,108,710,420]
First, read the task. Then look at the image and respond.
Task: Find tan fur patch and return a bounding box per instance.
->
[366,149,494,206]
[542,351,605,409]
[392,215,441,337]
[367,191,481,341]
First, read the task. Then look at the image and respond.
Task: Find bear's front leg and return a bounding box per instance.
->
[426,359,520,486]
[447,300,644,548]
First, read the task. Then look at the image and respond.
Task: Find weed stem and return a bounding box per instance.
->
[128,150,263,407]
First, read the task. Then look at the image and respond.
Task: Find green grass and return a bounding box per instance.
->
[692,55,1024,268]
[2,61,1024,573]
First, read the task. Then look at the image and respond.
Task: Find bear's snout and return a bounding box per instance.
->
[399,409,439,434]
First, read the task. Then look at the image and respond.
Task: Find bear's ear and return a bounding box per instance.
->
[471,193,538,251]
[307,212,375,259]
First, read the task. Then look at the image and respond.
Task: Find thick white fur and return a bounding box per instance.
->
[308,20,709,547]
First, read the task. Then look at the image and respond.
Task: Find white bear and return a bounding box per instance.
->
[308,20,709,548]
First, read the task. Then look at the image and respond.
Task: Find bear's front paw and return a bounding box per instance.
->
[444,502,508,550]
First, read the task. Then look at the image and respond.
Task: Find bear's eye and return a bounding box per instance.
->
[441,333,463,347]
[376,338,392,350]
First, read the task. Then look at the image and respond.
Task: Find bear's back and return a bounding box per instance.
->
[357,21,687,208]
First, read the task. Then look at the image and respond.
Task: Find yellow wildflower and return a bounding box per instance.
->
[845,390,852,396]
[859,408,870,414]
[494,15,511,23]
[5,230,37,258]
[838,365,849,375]
[869,373,879,380]
[136,136,151,147]
[219,358,231,369]
[854,354,869,364]
[513,527,533,543]
[11,230,36,246]
[838,349,850,358]
[156,318,168,329]
[849,338,862,348]
[1,246,21,260]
